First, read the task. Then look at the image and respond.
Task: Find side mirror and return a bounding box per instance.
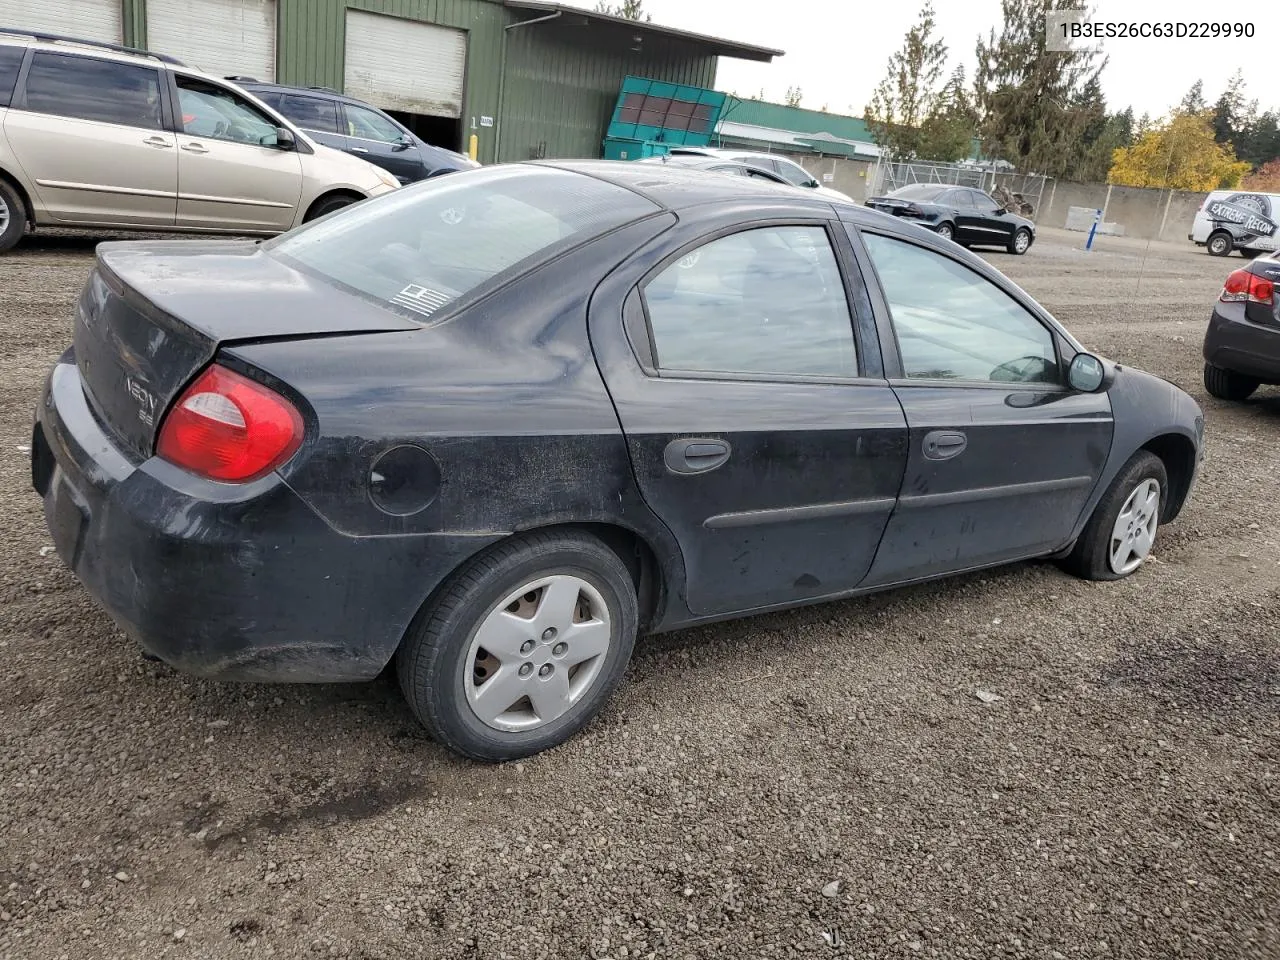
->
[807,180,821,189]
[392,134,414,152]
[272,127,296,151]
[1067,352,1112,393]
[992,208,1006,216]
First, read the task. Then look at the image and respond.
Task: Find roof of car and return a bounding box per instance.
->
[231,79,375,107]
[537,159,878,217]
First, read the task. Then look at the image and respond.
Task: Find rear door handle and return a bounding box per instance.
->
[181,142,209,154]
[143,136,172,149]
[664,438,731,475]
[923,430,967,461]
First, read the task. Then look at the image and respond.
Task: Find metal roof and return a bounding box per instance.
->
[715,121,883,160]
[502,2,784,62]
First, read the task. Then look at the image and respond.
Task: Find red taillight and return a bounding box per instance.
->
[1220,268,1274,305]
[156,364,303,483]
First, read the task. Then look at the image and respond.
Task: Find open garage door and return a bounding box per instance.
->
[146,0,276,80]
[343,11,466,119]
[0,0,121,43]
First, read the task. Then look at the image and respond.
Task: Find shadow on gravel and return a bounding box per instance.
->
[1100,636,1280,715]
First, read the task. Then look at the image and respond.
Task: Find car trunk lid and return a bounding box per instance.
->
[74,240,421,461]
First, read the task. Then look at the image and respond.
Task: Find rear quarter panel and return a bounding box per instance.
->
[224,215,683,570]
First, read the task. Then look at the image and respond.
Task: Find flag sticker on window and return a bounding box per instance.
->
[391,284,453,318]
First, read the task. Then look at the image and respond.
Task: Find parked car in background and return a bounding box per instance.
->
[230,78,479,184]
[0,30,399,253]
[663,145,853,201]
[866,183,1036,255]
[1190,190,1280,257]
[637,153,792,186]
[34,161,1204,762]
[1202,252,1280,400]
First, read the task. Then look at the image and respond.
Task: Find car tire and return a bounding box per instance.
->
[0,178,26,253]
[1058,451,1168,582]
[935,222,955,241]
[1203,362,1260,401]
[1207,231,1233,256]
[303,193,361,223]
[1008,228,1033,255]
[396,530,639,762]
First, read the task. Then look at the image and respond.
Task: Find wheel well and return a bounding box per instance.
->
[556,522,663,633]
[1143,433,1197,522]
[304,189,364,222]
[0,167,34,225]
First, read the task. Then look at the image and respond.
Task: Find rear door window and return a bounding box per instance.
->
[22,52,163,130]
[0,43,24,107]
[279,94,339,134]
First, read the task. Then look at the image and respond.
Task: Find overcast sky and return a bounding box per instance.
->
[573,1,1277,121]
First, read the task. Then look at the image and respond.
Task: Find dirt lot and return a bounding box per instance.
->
[1,226,1278,960]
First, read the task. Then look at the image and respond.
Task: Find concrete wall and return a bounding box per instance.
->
[1037,182,1208,242]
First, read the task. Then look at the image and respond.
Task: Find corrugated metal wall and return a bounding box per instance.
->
[118,0,720,165]
[498,19,716,162]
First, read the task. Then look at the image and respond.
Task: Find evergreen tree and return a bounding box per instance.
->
[973,0,1106,177]
[1179,80,1206,115]
[864,3,949,160]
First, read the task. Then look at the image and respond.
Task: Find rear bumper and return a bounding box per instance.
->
[1203,307,1280,383]
[33,354,497,683]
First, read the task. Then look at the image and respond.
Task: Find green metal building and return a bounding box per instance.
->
[0,0,780,163]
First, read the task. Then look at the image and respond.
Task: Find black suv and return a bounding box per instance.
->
[230,78,478,184]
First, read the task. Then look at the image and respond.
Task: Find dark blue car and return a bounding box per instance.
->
[230,77,479,184]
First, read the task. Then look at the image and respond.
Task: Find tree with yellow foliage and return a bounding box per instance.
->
[1244,159,1280,192]
[1108,111,1250,190]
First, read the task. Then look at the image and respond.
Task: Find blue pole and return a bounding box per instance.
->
[1085,208,1102,250]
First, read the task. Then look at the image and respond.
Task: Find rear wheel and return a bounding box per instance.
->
[1207,231,1233,256]
[1059,451,1167,581]
[935,222,955,241]
[1008,228,1032,255]
[397,530,638,762]
[0,179,26,253]
[1203,362,1260,401]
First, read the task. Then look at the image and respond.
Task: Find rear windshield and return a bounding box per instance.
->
[889,184,948,201]
[268,166,660,320]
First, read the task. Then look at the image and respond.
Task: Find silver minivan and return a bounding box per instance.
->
[0,30,400,253]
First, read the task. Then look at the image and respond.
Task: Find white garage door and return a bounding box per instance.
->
[344,10,466,118]
[146,0,275,81]
[0,0,121,43]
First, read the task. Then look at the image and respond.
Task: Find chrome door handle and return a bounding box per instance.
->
[181,142,209,154]
[143,136,172,148]
[350,147,369,154]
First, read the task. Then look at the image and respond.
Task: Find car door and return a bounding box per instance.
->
[589,214,908,617]
[3,50,177,226]
[340,102,423,184]
[964,189,1015,246]
[849,225,1114,586]
[171,75,303,232]
[943,189,980,241]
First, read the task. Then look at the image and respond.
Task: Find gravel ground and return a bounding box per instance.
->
[1,227,1278,960]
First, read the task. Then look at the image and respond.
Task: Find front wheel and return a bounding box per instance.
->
[935,222,955,241]
[1204,362,1260,401]
[1008,228,1032,255]
[1058,451,1168,582]
[397,530,638,762]
[303,193,361,223]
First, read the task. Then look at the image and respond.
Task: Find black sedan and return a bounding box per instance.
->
[33,162,1203,761]
[1202,252,1280,400]
[866,183,1036,254]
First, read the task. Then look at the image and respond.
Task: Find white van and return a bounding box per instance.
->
[1190,190,1280,257]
